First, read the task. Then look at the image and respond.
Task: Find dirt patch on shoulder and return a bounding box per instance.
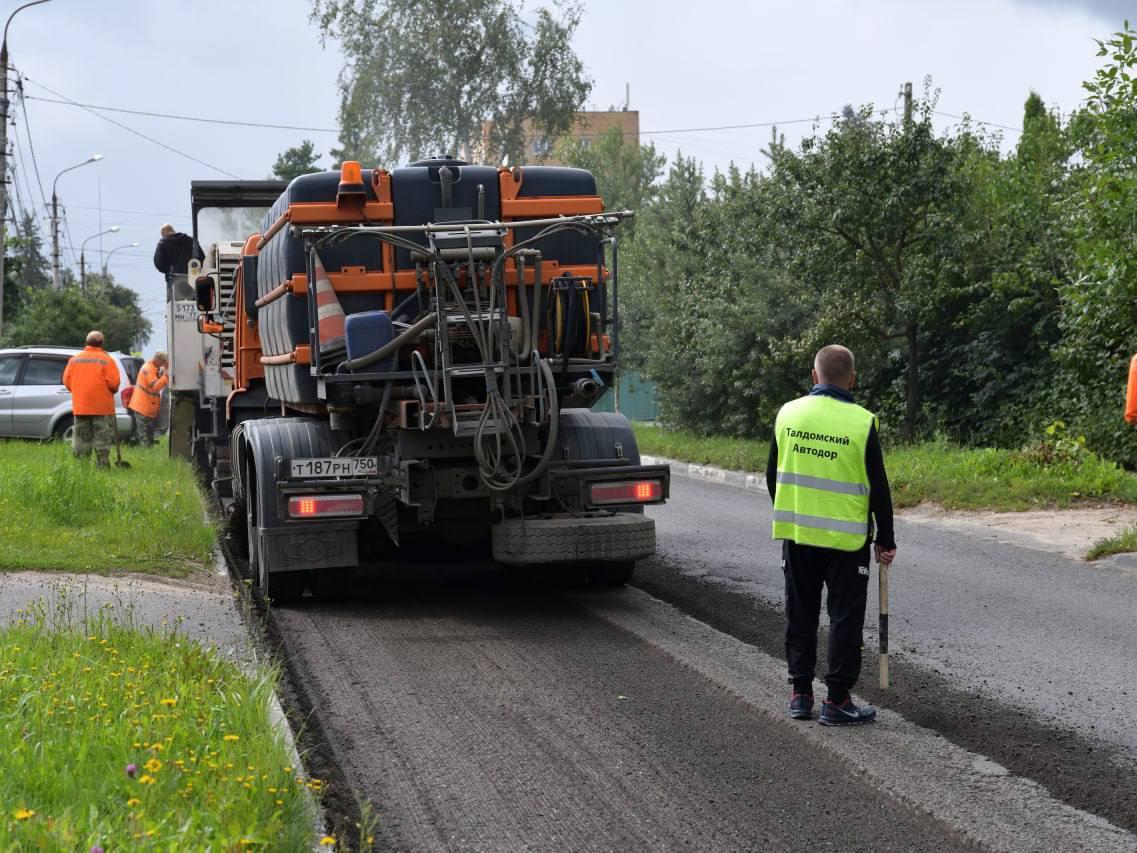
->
[899,504,1137,560]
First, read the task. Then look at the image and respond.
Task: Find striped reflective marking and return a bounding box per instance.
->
[773,510,868,535]
[317,302,343,321]
[776,471,868,496]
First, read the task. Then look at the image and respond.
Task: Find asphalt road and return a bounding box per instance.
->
[639,474,1137,838]
[275,580,976,852]
[265,468,1137,852]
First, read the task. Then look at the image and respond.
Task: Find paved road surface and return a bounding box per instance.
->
[270,476,1137,853]
[639,474,1137,838]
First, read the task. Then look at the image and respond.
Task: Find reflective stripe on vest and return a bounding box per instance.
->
[775,471,868,496]
[772,394,876,551]
[772,510,868,536]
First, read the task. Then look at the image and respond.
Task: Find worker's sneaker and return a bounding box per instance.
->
[819,697,877,726]
[787,692,814,720]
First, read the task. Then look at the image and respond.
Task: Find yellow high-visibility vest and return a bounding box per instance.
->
[772,394,876,551]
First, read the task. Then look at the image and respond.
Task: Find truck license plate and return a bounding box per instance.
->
[290,457,378,479]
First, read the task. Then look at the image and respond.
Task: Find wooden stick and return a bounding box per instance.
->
[879,559,890,689]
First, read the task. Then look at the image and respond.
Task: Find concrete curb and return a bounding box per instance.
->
[642,454,767,494]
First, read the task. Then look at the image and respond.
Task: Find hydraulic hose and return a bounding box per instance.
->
[338,312,438,372]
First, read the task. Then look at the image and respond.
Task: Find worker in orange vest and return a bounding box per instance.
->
[128,351,170,446]
[62,330,121,468]
[1126,354,1137,425]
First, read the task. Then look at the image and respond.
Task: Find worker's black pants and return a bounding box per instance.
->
[783,540,871,701]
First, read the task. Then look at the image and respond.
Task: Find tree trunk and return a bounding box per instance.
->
[905,320,919,442]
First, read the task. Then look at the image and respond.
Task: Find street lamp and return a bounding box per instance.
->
[102,241,140,278]
[0,0,54,331]
[51,153,103,288]
[79,225,119,293]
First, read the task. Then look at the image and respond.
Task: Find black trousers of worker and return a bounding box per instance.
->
[783,539,871,700]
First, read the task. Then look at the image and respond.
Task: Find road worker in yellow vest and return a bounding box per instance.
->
[127,352,169,446]
[766,344,896,726]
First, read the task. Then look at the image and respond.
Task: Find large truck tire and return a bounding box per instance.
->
[238,418,345,606]
[492,514,655,567]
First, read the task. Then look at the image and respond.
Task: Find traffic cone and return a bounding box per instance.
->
[312,251,346,357]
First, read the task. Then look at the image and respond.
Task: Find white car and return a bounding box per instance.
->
[0,346,138,440]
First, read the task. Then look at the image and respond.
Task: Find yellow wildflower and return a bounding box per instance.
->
[138,774,156,785]
[127,798,141,807]
[159,698,177,707]
[319,837,336,847]
[13,808,34,820]
[144,758,162,773]
[223,734,240,742]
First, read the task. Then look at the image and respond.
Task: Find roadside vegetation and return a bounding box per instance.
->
[0,595,321,849]
[1086,526,1137,561]
[0,439,214,575]
[633,424,1137,512]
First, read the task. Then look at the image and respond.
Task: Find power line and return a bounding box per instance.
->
[24,93,340,135]
[15,74,49,210]
[19,73,243,180]
[933,110,1022,134]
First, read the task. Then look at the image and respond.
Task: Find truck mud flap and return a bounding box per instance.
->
[492,514,656,565]
[260,521,359,572]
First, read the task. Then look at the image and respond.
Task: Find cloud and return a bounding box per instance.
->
[1014,0,1132,25]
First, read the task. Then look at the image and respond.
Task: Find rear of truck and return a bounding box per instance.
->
[191,159,668,602]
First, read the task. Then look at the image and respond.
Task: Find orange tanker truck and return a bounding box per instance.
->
[167,158,669,602]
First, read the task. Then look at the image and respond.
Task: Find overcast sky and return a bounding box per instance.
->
[3,0,1128,350]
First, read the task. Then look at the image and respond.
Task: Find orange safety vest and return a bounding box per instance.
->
[1126,355,1137,425]
[128,360,169,419]
[63,346,120,416]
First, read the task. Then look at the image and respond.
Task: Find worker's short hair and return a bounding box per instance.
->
[86,330,105,347]
[153,351,168,363]
[160,223,175,236]
[814,344,855,385]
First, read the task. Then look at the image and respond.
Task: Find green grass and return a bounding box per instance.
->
[633,425,1137,512]
[0,595,320,850]
[632,424,771,473]
[1086,525,1137,561]
[0,439,215,575]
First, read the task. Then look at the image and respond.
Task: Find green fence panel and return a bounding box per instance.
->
[593,371,660,422]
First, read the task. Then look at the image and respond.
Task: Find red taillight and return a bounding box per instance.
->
[589,480,663,506]
[287,494,365,518]
[121,387,133,406]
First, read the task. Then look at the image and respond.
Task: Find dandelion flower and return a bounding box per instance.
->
[223,734,240,742]
[159,698,177,707]
[144,758,162,773]
[13,808,34,820]
[138,774,156,785]
[319,837,336,847]
[127,798,141,807]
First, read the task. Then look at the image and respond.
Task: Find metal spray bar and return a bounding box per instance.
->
[292,210,634,241]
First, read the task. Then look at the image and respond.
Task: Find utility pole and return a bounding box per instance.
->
[902,81,913,126]
[51,153,102,289]
[50,190,58,286]
[0,1,53,329]
[1,33,9,330]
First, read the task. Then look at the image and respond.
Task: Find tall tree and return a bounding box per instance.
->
[272,140,323,180]
[1056,21,1137,462]
[311,0,592,166]
[3,212,51,321]
[555,128,666,239]
[765,92,963,440]
[1,273,151,352]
